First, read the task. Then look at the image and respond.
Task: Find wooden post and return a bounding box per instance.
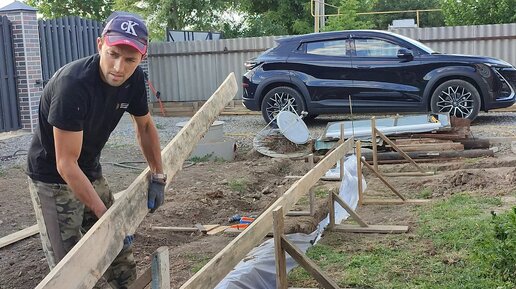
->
[339,124,345,181]
[356,140,363,206]
[273,207,288,289]
[151,247,170,289]
[328,191,335,229]
[308,154,315,216]
[371,117,378,172]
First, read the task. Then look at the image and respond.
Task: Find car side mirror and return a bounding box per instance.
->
[397,48,413,60]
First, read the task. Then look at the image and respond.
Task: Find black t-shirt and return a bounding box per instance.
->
[27,54,149,184]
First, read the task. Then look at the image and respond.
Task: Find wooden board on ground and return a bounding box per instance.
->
[34,73,238,289]
[179,138,355,289]
[0,225,39,249]
[333,224,409,233]
[362,199,431,205]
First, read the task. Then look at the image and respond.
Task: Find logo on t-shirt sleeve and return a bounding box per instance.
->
[116,103,129,110]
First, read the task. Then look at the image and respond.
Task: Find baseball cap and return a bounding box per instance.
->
[102,12,148,55]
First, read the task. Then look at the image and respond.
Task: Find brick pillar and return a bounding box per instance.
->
[0,2,42,132]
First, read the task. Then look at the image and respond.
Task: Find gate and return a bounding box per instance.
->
[0,15,21,133]
[38,16,103,85]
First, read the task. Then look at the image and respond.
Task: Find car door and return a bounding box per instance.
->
[349,34,425,112]
[287,36,354,111]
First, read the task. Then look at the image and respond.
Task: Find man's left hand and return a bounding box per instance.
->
[148,174,165,213]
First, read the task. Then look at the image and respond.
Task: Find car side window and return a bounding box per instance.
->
[354,38,404,57]
[306,39,351,57]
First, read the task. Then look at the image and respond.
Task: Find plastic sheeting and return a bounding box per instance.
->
[214,156,365,289]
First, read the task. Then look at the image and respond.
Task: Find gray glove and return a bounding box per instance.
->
[148,174,166,213]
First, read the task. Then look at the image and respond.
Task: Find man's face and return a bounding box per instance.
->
[97,37,143,87]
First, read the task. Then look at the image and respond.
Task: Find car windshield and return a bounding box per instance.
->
[394,33,435,54]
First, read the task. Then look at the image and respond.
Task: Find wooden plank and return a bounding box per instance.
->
[206,226,229,235]
[382,172,435,177]
[376,129,425,173]
[394,138,451,145]
[128,267,152,289]
[273,207,288,289]
[35,73,238,289]
[362,199,431,205]
[395,143,464,152]
[151,226,199,232]
[286,211,311,216]
[332,192,368,227]
[0,225,39,249]
[360,159,407,201]
[180,138,355,289]
[151,247,170,289]
[332,224,409,234]
[281,237,340,289]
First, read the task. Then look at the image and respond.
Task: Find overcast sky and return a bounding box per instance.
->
[0,0,17,9]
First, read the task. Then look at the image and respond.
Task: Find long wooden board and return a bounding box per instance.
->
[35,73,238,289]
[180,138,355,289]
[0,225,39,249]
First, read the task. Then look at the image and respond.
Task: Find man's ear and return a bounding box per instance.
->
[96,37,103,53]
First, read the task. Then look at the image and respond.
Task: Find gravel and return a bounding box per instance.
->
[1,111,515,171]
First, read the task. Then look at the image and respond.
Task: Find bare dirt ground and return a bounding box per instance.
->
[0,112,515,289]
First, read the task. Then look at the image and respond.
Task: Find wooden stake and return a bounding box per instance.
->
[328,192,335,229]
[360,158,407,201]
[332,192,368,227]
[339,124,345,181]
[356,140,363,206]
[273,207,288,289]
[371,117,378,172]
[281,238,340,289]
[151,247,170,289]
[375,129,425,173]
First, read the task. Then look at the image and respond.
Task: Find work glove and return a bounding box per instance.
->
[123,235,134,250]
[148,174,166,213]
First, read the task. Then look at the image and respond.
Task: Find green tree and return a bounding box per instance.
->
[114,0,240,41]
[440,0,516,26]
[239,0,314,36]
[26,0,114,21]
[322,0,374,31]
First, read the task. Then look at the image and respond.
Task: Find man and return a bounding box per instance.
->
[26,12,165,288]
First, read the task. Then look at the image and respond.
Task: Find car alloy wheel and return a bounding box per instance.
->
[430,80,481,120]
[261,86,306,124]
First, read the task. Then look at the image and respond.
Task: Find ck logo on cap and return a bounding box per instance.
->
[121,21,139,36]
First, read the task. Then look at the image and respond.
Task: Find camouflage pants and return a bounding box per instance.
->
[28,177,136,289]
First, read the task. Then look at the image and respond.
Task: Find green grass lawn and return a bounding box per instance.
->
[289,193,516,289]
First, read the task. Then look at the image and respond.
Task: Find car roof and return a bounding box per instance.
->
[277,30,402,43]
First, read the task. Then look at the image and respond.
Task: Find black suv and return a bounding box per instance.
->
[242,30,516,123]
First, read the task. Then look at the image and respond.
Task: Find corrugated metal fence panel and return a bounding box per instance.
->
[148,36,277,101]
[391,23,516,66]
[0,16,21,133]
[39,16,103,84]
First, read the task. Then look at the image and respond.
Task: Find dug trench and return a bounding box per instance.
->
[1,142,516,289]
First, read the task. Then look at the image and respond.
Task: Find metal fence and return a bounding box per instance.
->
[147,36,277,102]
[0,16,20,133]
[38,16,103,85]
[390,23,516,66]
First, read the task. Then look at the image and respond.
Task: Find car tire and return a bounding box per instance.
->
[261,86,306,124]
[430,79,481,120]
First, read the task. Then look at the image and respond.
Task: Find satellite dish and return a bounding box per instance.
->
[277,111,310,144]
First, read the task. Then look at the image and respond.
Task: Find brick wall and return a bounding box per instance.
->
[1,8,42,132]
